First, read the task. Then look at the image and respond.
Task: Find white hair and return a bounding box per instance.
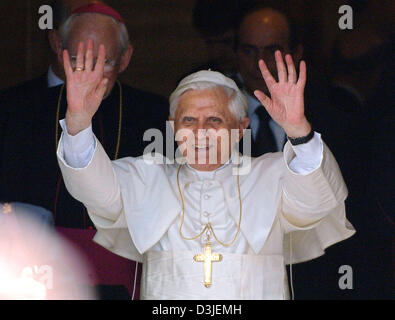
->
[169,78,248,122]
[58,12,130,53]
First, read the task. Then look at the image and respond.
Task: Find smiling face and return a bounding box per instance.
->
[172,87,249,171]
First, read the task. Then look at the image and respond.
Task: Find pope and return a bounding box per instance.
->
[57,39,355,299]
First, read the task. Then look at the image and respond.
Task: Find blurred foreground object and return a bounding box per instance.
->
[0,202,97,299]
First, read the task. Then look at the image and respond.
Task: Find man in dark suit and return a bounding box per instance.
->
[230,2,389,299]
[232,2,351,157]
[0,3,169,229]
[0,3,167,299]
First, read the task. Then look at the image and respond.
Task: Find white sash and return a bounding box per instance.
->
[140,250,289,300]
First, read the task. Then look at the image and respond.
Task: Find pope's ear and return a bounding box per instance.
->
[118,44,133,73]
[238,117,250,141]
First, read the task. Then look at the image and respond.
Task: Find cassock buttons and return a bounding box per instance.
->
[203,181,212,188]
[203,194,210,200]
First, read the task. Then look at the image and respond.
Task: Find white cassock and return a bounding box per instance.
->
[57,121,355,300]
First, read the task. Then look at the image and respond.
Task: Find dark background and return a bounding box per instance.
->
[0,0,377,96]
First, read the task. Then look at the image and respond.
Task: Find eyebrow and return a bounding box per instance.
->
[180,112,226,119]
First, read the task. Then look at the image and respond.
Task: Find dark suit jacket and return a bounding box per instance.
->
[0,75,169,228]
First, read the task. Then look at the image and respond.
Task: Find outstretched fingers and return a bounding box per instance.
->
[258,59,276,89]
[75,41,85,70]
[254,90,273,113]
[275,50,287,82]
[84,39,94,72]
[94,44,106,77]
[63,49,73,78]
[285,54,297,83]
[297,60,307,88]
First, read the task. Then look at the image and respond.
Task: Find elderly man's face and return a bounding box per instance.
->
[236,8,291,95]
[59,14,132,97]
[172,87,249,171]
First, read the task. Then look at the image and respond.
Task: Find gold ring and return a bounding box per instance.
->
[75,67,84,71]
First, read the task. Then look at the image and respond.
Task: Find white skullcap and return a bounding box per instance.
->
[169,70,248,120]
[175,70,240,92]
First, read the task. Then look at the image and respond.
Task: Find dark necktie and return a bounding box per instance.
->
[252,106,277,157]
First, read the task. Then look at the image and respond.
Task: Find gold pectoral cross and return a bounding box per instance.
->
[193,239,222,288]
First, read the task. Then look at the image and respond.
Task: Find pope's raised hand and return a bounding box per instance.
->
[63,39,108,135]
[254,51,311,138]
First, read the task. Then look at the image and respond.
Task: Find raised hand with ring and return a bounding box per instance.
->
[62,38,108,136]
